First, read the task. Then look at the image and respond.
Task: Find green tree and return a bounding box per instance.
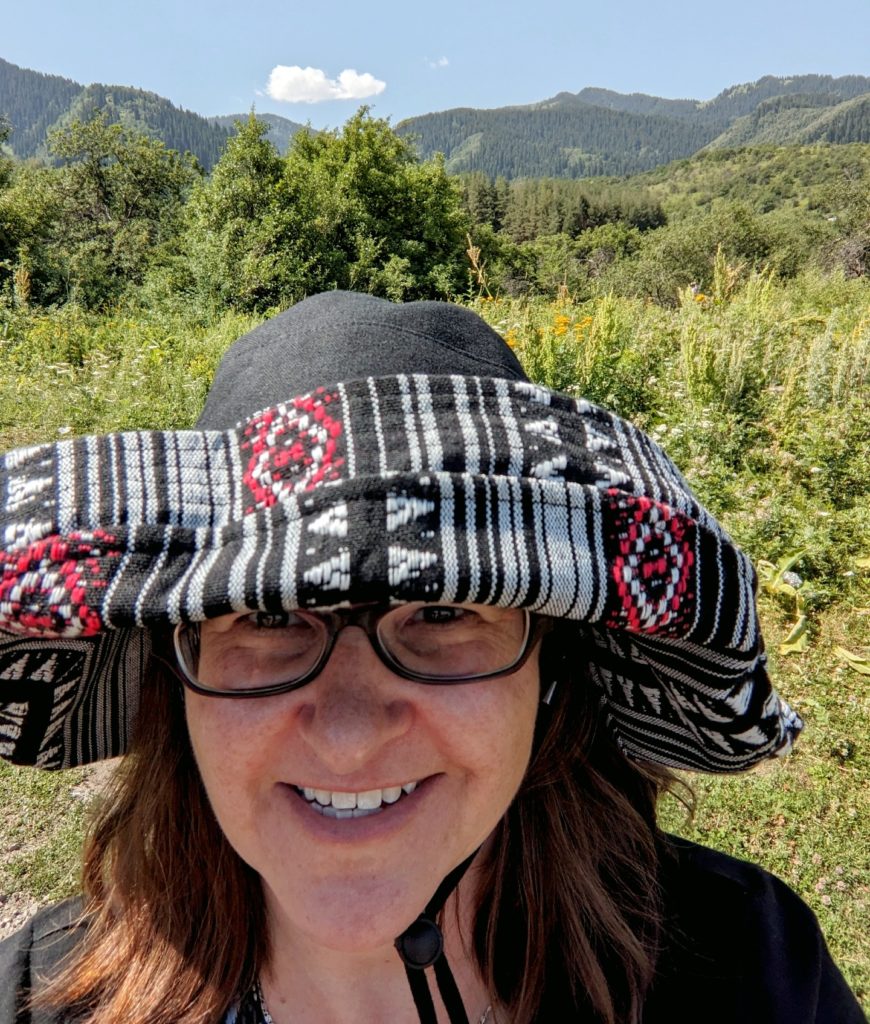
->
[0,116,11,186]
[822,162,870,277]
[182,114,305,310]
[284,109,466,301]
[184,109,468,312]
[43,111,199,306]
[0,164,60,301]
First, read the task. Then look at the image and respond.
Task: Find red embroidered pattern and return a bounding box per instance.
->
[0,530,121,637]
[241,389,345,513]
[604,493,695,634]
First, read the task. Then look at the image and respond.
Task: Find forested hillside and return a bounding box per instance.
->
[0,58,232,169]
[397,104,717,177]
[454,141,870,300]
[5,57,870,180]
[398,74,870,179]
[0,58,81,157]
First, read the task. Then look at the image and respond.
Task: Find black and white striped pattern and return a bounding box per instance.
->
[0,375,801,770]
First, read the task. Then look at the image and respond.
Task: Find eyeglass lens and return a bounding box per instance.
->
[175,604,529,692]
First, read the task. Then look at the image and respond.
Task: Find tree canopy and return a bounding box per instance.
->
[183,110,467,311]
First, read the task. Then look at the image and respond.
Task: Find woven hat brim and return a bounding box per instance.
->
[0,374,802,770]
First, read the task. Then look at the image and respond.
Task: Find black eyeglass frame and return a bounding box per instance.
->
[172,604,550,698]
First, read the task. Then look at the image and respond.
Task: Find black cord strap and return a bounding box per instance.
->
[434,952,471,1024]
[403,962,439,1024]
[394,851,478,1024]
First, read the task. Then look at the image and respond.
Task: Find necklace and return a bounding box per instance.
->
[255,980,492,1024]
[255,979,275,1024]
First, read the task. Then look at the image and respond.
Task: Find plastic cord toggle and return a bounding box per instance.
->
[395,915,444,969]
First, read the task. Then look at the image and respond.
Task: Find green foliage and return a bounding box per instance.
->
[457,147,870,302]
[0,303,259,446]
[181,115,295,311]
[478,176,665,243]
[209,112,308,156]
[0,58,230,170]
[41,113,199,307]
[0,113,199,307]
[398,75,870,181]
[598,203,778,303]
[183,110,467,312]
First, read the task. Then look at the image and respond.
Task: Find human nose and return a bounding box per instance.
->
[294,628,414,773]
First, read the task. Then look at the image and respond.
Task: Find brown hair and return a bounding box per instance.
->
[36,627,675,1024]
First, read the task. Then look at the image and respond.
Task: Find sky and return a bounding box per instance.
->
[3,0,869,129]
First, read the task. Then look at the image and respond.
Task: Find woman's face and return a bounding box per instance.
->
[184,604,542,955]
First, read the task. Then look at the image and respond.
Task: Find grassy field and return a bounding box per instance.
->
[1,272,868,1008]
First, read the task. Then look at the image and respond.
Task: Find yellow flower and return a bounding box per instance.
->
[552,313,571,337]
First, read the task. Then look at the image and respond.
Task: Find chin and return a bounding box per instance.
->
[264,872,435,955]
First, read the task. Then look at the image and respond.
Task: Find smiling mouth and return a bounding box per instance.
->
[293,781,420,819]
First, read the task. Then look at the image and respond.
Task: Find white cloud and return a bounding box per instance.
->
[427,56,450,69]
[266,65,386,104]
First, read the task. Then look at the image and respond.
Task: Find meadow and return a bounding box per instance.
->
[0,268,868,1007]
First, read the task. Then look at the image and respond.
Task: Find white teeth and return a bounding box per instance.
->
[296,781,421,815]
[320,804,383,819]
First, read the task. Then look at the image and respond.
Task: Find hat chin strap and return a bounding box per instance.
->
[394,851,480,1024]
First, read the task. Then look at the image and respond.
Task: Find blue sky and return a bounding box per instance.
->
[3,0,868,128]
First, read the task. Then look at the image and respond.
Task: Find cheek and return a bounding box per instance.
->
[184,696,272,813]
[440,665,541,802]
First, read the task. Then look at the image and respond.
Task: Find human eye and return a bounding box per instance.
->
[414,605,474,625]
[391,605,486,647]
[251,611,291,630]
[235,610,308,632]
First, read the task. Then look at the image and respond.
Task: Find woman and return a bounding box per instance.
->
[0,291,863,1024]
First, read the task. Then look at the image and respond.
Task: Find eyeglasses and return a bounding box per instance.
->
[173,603,546,698]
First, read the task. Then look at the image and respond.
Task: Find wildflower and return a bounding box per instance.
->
[553,314,570,337]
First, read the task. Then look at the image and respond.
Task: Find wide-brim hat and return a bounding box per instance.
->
[0,292,801,771]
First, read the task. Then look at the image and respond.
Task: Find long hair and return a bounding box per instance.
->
[35,625,675,1024]
[474,624,676,1023]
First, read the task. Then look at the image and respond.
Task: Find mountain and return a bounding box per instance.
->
[0,58,82,157]
[0,58,231,169]
[396,103,717,178]
[705,91,870,149]
[4,57,870,181]
[545,88,702,122]
[209,112,309,154]
[397,74,870,179]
